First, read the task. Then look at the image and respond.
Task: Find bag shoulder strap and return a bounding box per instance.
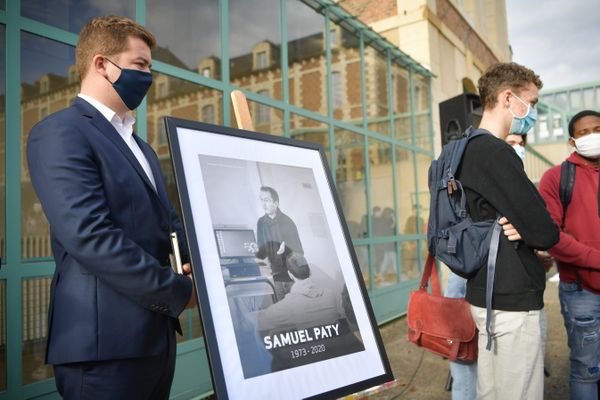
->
[485,219,502,351]
[559,160,576,228]
[447,128,487,177]
[420,254,441,296]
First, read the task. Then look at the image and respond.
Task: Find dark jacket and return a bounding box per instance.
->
[456,132,559,311]
[27,97,192,365]
[256,209,303,281]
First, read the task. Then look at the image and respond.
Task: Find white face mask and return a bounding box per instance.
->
[574,133,600,159]
[512,144,526,161]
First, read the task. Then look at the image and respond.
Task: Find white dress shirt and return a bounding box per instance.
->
[78,94,157,191]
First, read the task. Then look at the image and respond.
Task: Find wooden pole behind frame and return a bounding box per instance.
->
[231,90,255,131]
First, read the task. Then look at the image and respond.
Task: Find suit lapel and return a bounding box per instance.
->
[73,97,166,207]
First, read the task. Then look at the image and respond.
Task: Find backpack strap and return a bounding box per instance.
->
[559,160,576,229]
[447,127,487,176]
[485,218,502,351]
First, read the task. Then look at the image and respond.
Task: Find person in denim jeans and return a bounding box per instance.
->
[539,110,600,399]
[445,271,477,400]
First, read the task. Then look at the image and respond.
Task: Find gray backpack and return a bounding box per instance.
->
[427,127,501,350]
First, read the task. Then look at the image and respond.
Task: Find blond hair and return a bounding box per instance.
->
[478,62,542,110]
[76,15,156,80]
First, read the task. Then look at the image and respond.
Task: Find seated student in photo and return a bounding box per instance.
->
[257,253,364,371]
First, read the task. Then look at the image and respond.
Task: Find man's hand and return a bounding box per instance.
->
[182,263,192,275]
[535,250,554,272]
[277,241,286,255]
[499,216,522,241]
[244,242,259,254]
[182,263,197,309]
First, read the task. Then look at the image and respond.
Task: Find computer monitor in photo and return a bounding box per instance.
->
[214,229,257,259]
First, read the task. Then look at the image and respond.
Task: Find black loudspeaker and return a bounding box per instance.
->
[439,93,483,145]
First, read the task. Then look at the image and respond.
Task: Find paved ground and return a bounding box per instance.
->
[351,278,570,399]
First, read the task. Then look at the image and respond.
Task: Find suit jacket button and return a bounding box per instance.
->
[160,223,169,232]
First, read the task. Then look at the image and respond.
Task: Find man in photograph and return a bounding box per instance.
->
[251,186,304,300]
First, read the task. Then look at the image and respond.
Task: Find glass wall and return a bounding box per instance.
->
[22,277,53,384]
[2,0,433,396]
[20,34,76,260]
[287,0,326,113]
[21,1,134,34]
[147,0,220,72]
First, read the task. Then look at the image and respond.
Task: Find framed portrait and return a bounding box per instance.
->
[166,117,393,399]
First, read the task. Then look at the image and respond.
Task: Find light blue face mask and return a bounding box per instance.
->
[509,93,537,135]
[512,144,526,161]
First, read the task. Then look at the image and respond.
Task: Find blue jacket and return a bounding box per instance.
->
[27,97,193,365]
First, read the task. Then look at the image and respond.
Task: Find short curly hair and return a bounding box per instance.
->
[478,62,542,110]
[76,15,156,80]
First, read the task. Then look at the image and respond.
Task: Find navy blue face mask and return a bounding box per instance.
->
[105,58,153,110]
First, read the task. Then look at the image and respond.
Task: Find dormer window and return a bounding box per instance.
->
[40,78,49,94]
[256,51,267,69]
[330,27,339,48]
[158,82,167,98]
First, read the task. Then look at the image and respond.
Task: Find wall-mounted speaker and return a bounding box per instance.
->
[439,93,482,145]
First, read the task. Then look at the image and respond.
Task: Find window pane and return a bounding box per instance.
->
[0,25,4,260]
[414,73,431,150]
[374,243,398,287]
[22,277,54,384]
[229,0,281,100]
[391,63,410,143]
[22,33,77,259]
[396,146,418,281]
[290,113,328,149]
[244,99,283,136]
[21,1,134,33]
[354,245,370,289]
[569,90,583,110]
[177,309,203,343]
[330,25,362,125]
[147,75,223,194]
[148,0,220,72]
[334,128,366,240]
[288,0,326,113]
[147,76,222,342]
[0,280,5,391]
[415,152,431,228]
[583,88,595,109]
[369,138,396,287]
[365,49,390,135]
[554,92,568,110]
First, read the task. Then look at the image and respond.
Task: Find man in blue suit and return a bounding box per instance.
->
[26,15,195,399]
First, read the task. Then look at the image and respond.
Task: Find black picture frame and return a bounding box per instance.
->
[166,117,393,399]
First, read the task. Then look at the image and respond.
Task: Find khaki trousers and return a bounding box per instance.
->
[470,305,547,400]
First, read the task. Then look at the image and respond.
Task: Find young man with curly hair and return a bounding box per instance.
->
[456,62,559,399]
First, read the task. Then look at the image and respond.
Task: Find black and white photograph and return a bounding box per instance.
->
[198,155,365,378]
[166,117,392,399]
